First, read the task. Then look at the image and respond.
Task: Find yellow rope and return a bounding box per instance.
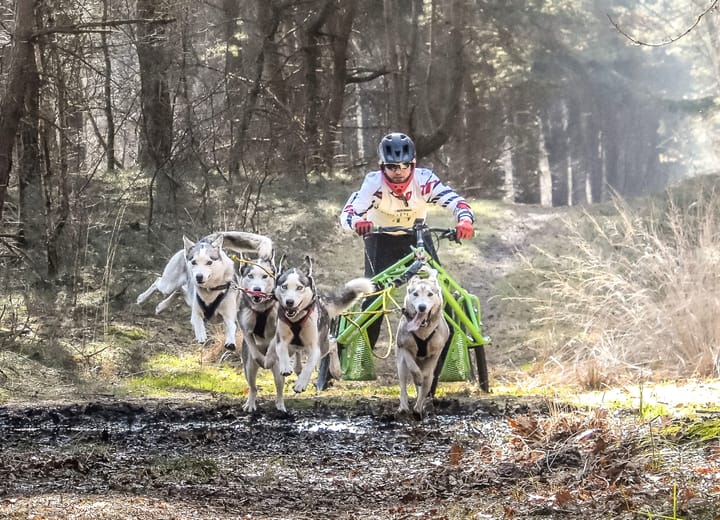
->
[230,255,276,278]
[339,286,404,360]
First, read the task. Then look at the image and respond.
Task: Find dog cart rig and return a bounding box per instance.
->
[317,218,491,394]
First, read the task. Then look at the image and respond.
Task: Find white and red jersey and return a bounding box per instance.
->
[340,167,474,230]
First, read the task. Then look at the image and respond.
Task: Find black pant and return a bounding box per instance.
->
[361,232,439,348]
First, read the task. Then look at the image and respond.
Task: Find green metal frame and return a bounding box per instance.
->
[333,246,491,391]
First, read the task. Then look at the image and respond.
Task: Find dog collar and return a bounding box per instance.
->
[209,282,231,292]
[280,300,315,325]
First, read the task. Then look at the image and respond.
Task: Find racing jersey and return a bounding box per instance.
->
[340,167,474,230]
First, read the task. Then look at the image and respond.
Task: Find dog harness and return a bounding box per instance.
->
[411,331,436,358]
[252,308,271,338]
[197,282,231,321]
[241,291,275,338]
[279,303,315,346]
[402,308,436,358]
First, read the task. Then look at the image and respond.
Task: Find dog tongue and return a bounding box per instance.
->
[406,312,427,332]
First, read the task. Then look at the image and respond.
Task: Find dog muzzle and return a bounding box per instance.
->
[243,289,272,304]
[405,310,430,332]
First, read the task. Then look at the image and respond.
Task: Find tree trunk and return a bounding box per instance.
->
[0,0,36,219]
[102,0,116,171]
[303,0,333,177]
[18,47,41,249]
[319,1,357,174]
[136,0,174,218]
[412,0,464,158]
[223,0,244,181]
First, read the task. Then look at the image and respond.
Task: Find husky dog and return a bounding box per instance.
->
[270,256,373,394]
[136,231,273,350]
[237,256,285,412]
[396,267,450,415]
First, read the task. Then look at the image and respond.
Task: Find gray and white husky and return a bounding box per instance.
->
[236,256,285,412]
[136,231,273,350]
[269,256,373,394]
[396,267,449,415]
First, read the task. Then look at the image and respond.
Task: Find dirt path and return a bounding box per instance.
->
[1,396,719,519]
[0,397,518,519]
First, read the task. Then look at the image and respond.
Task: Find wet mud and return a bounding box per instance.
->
[0,397,530,518]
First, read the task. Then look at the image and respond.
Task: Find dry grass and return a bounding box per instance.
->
[523,177,720,388]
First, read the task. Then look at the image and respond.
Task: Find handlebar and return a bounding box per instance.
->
[371,222,460,245]
[368,220,460,288]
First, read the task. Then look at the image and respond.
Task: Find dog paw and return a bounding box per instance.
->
[224,343,236,351]
[293,381,308,393]
[242,401,257,413]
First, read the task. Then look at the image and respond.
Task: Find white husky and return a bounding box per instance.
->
[136,231,273,350]
[237,256,285,412]
[270,256,373,394]
[396,267,449,415]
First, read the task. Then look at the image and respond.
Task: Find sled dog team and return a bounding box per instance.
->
[137,231,447,415]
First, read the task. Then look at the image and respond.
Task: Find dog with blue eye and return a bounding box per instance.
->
[268,255,373,395]
[136,231,273,352]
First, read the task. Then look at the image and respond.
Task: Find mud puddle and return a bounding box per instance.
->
[0,397,532,517]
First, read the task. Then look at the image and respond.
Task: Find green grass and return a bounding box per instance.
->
[127,353,247,397]
[126,352,403,401]
[662,417,720,442]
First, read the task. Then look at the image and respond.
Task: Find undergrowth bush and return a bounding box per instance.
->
[528,179,720,387]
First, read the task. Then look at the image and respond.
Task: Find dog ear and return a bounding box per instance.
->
[209,233,224,250]
[302,255,314,277]
[276,254,286,274]
[425,267,439,281]
[183,236,195,253]
[270,250,277,272]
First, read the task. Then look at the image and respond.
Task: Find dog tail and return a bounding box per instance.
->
[325,278,374,318]
[206,231,274,260]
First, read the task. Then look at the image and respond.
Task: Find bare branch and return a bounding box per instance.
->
[608,0,719,47]
[347,67,390,83]
[30,18,175,41]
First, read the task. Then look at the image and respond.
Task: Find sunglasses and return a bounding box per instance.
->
[384,162,412,171]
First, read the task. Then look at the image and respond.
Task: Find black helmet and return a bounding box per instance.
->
[377,132,416,164]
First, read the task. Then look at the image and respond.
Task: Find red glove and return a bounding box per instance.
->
[354,219,374,236]
[455,219,474,240]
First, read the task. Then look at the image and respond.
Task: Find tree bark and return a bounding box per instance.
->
[0,0,37,219]
[412,0,464,158]
[136,0,174,217]
[18,41,41,249]
[319,1,357,174]
[303,0,333,177]
[102,0,117,171]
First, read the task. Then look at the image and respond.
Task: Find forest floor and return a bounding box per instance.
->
[1,186,720,519]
